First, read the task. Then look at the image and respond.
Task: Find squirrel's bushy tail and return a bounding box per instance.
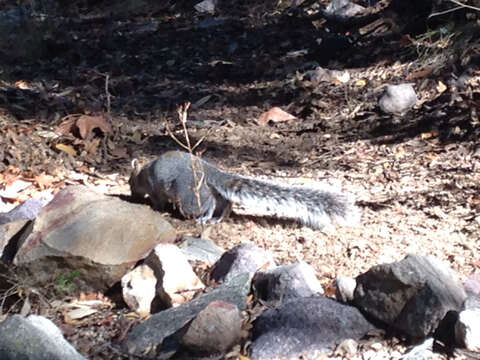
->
[209,172,360,229]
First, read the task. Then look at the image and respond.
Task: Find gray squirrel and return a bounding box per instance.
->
[129,151,360,229]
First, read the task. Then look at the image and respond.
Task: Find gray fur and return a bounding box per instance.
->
[129,151,360,229]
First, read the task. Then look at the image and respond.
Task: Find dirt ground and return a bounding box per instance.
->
[0,0,479,358]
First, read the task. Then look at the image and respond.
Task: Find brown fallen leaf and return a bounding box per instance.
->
[257,107,297,125]
[333,71,350,83]
[0,168,21,188]
[468,195,480,205]
[0,179,33,200]
[97,314,114,327]
[62,310,83,326]
[420,130,439,139]
[436,81,447,93]
[84,138,101,155]
[14,80,32,90]
[394,146,406,159]
[55,114,112,139]
[35,173,55,190]
[355,79,367,87]
[67,307,98,320]
[110,146,128,159]
[406,67,434,80]
[55,143,77,156]
[76,114,112,139]
[322,281,337,298]
[55,116,77,136]
[125,312,141,319]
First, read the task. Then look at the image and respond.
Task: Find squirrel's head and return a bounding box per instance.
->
[129,159,142,187]
[129,158,152,200]
[131,159,141,173]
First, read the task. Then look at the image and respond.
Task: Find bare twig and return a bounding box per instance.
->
[429,5,464,18]
[102,73,112,158]
[164,120,190,151]
[91,70,113,159]
[165,102,211,226]
[446,0,480,11]
[177,103,204,220]
[429,0,480,18]
[104,73,112,122]
[164,104,211,152]
[192,129,213,151]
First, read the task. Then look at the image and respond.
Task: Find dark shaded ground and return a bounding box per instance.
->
[0,0,479,358]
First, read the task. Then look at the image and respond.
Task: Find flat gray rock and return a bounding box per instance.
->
[178,236,224,265]
[126,273,251,357]
[210,243,275,283]
[0,198,46,225]
[0,198,47,260]
[250,296,375,359]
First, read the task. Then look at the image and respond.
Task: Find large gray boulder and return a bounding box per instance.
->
[13,185,176,292]
[354,254,466,338]
[0,314,85,360]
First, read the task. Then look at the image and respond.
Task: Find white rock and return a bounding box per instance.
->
[146,244,205,307]
[324,0,365,18]
[336,338,358,357]
[194,0,216,13]
[455,308,480,351]
[402,337,434,360]
[121,264,157,317]
[379,84,417,115]
[335,276,356,302]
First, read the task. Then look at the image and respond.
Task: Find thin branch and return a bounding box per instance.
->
[165,102,210,227]
[446,0,480,11]
[430,0,480,18]
[164,120,190,151]
[429,5,464,18]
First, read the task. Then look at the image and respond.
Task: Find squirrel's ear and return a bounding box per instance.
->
[131,159,141,174]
